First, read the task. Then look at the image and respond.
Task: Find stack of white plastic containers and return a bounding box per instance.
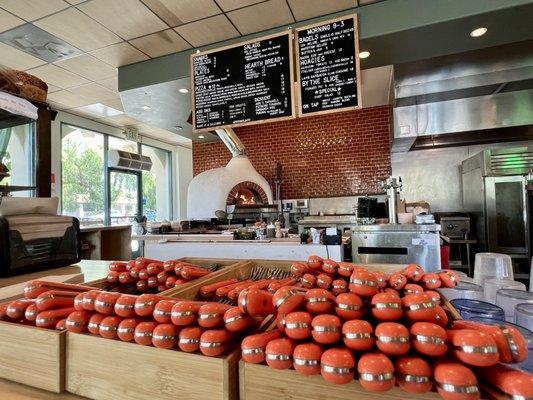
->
[442,253,533,372]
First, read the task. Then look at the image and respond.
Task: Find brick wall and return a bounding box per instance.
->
[192,105,391,199]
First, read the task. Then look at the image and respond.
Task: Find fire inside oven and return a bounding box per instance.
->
[231,187,263,205]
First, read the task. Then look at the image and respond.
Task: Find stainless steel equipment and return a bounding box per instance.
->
[439,216,471,239]
[380,176,402,224]
[462,147,532,258]
[283,199,309,231]
[351,224,441,271]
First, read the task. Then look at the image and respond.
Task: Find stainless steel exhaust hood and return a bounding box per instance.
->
[392,41,533,152]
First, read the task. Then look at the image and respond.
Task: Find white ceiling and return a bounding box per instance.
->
[0,0,382,146]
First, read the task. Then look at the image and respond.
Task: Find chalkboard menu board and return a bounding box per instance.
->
[296,15,361,116]
[191,32,294,131]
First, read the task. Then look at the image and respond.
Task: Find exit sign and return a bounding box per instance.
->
[125,127,141,142]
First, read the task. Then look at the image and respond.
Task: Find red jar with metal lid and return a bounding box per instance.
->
[291,262,308,277]
[425,290,441,305]
[94,292,121,315]
[241,330,282,364]
[265,338,294,369]
[338,262,355,277]
[375,322,410,355]
[411,322,447,356]
[349,270,379,297]
[284,311,312,340]
[153,299,180,323]
[331,279,347,295]
[422,273,442,289]
[238,288,275,317]
[395,356,432,394]
[316,273,333,290]
[273,286,306,314]
[374,271,389,288]
[305,288,335,314]
[198,303,232,328]
[73,293,85,311]
[335,292,364,320]
[358,353,395,392]
[404,264,424,281]
[117,318,141,342]
[135,294,166,317]
[134,321,158,345]
[293,343,322,375]
[452,320,528,363]
[301,273,316,289]
[114,294,137,318]
[200,329,233,357]
[402,293,437,322]
[434,362,480,400]
[439,270,460,288]
[403,283,424,295]
[65,310,92,334]
[449,329,499,367]
[87,313,105,335]
[312,314,342,344]
[320,348,355,385]
[224,306,255,332]
[99,316,123,339]
[388,273,407,290]
[82,290,100,311]
[371,292,402,321]
[152,323,179,349]
[322,259,338,274]
[171,301,206,326]
[342,320,374,351]
[179,326,203,352]
[307,255,323,271]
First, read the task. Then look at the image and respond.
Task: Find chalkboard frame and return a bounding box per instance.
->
[190,31,296,132]
[295,14,362,118]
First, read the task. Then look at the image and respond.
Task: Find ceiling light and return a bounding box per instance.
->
[141,105,151,110]
[470,27,487,37]
[174,125,182,130]
[198,135,205,139]
[178,88,189,94]
[359,51,370,59]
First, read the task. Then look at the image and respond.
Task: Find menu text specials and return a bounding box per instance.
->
[297,16,360,115]
[192,33,294,130]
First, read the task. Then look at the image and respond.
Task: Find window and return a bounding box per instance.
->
[61,123,174,227]
[0,122,35,196]
[141,144,172,221]
[61,124,105,223]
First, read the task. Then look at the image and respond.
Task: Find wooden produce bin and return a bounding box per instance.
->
[65,259,267,400]
[0,275,113,393]
[239,362,441,400]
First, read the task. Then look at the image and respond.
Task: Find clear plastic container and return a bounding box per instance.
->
[439,281,484,301]
[484,278,526,304]
[474,252,513,286]
[468,316,533,373]
[450,298,506,321]
[515,303,533,331]
[496,289,533,322]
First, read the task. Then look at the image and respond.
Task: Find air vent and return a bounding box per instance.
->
[0,23,83,62]
[490,151,533,175]
[108,149,152,172]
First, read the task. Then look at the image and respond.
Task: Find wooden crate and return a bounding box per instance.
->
[239,362,441,400]
[66,333,241,400]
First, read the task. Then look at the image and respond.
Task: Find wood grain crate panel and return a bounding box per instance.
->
[239,362,441,400]
[0,323,65,393]
[66,333,240,400]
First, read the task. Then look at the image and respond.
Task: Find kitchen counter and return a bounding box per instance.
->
[351,223,441,232]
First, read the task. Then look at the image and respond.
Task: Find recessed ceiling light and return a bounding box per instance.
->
[141,105,151,110]
[178,88,189,94]
[359,51,370,59]
[198,135,205,139]
[470,27,487,37]
[174,125,182,130]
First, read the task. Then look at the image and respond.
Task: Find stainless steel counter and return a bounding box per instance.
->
[351,224,441,232]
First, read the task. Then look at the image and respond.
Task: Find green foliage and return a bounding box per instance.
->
[142,171,157,212]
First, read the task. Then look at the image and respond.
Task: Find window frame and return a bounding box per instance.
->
[140,143,173,222]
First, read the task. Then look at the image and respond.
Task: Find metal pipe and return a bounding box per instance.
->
[215,128,247,157]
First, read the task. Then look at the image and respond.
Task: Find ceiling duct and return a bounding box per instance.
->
[108,149,152,172]
[215,128,246,157]
[392,40,533,152]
